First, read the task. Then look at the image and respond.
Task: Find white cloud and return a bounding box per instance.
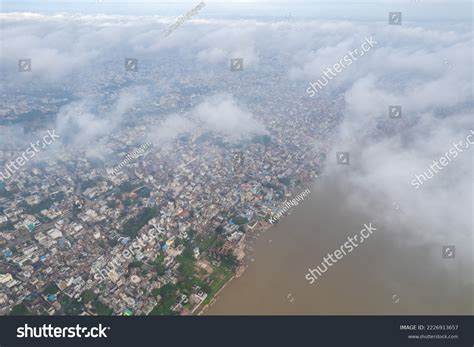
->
[0,10,471,282]
[55,87,147,158]
[147,114,195,147]
[192,93,267,141]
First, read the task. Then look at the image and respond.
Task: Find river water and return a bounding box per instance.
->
[206,175,473,315]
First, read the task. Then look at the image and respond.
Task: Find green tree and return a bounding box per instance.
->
[81,289,97,304]
[151,255,166,276]
[10,303,31,315]
[128,261,143,270]
[122,207,157,238]
[149,283,178,315]
[232,216,248,225]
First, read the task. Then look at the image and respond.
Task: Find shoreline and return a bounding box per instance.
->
[198,183,315,315]
[196,275,235,315]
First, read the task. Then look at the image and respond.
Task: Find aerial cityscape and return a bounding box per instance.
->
[0,0,472,326]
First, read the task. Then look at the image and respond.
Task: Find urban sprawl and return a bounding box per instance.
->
[0,60,343,316]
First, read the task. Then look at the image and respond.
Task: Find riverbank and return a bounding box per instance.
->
[198,185,313,315]
[196,274,235,315]
[196,224,267,315]
[204,175,472,315]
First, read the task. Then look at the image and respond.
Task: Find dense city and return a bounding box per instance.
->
[0,63,343,315]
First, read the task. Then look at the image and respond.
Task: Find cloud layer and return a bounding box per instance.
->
[0,11,472,284]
